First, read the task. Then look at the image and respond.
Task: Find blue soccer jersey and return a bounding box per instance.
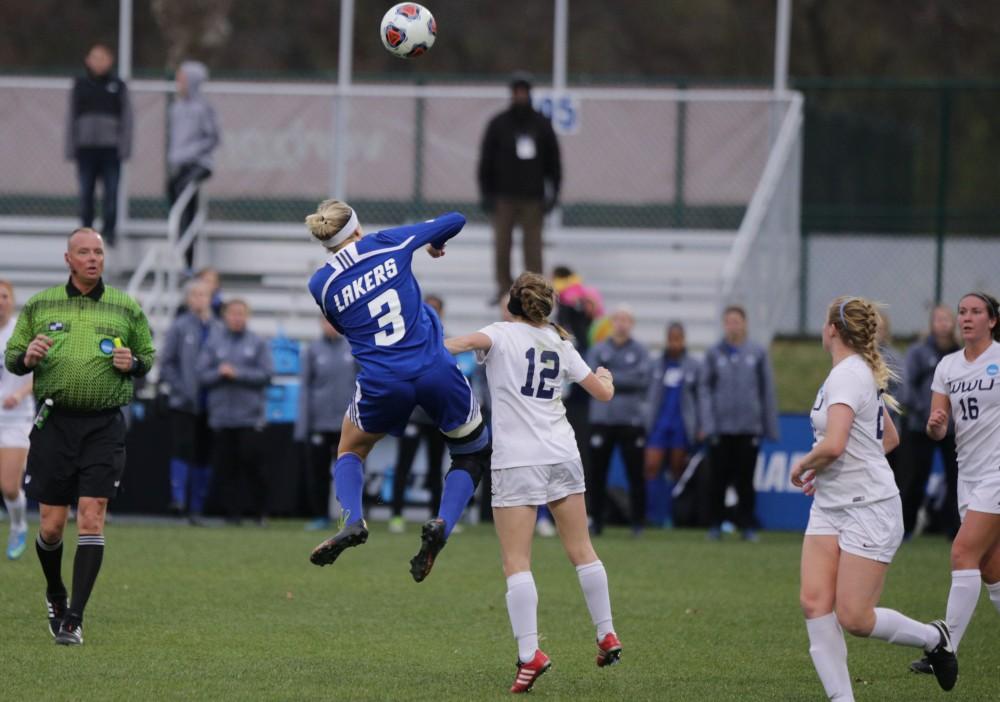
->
[307,212,466,380]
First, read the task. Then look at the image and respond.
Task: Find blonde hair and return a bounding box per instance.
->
[827,296,899,412]
[305,199,356,251]
[509,272,572,341]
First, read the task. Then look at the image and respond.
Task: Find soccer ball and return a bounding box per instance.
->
[380,3,436,59]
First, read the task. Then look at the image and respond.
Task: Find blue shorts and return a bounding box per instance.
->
[350,355,480,437]
[647,423,687,451]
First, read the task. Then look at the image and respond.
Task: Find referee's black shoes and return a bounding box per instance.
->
[925,619,958,691]
[55,618,83,646]
[409,517,447,583]
[309,519,369,567]
[46,592,67,637]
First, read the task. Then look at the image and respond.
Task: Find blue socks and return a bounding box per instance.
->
[169,459,190,507]
[437,469,475,538]
[189,465,213,515]
[333,453,365,526]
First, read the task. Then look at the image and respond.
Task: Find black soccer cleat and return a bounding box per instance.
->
[409,517,447,583]
[309,519,369,567]
[55,618,83,646]
[910,656,933,675]
[925,619,958,691]
[45,592,67,637]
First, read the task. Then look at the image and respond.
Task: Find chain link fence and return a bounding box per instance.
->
[780,80,1000,337]
[0,77,790,231]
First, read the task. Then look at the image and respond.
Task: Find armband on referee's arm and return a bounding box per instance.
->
[10,352,32,376]
[128,355,150,378]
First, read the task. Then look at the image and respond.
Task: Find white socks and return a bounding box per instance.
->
[805,613,854,701]
[3,490,27,532]
[576,560,614,639]
[870,608,940,650]
[506,571,539,664]
[987,580,1000,615]
[946,569,981,651]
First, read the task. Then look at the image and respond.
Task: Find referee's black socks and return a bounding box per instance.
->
[67,534,105,622]
[35,534,67,598]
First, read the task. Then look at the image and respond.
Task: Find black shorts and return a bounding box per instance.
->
[170,409,213,465]
[25,408,127,506]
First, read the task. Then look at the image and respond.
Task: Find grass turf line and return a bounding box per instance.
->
[1,522,997,701]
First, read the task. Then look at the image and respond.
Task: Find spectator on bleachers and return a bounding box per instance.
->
[197,299,272,525]
[699,305,779,542]
[587,306,651,536]
[167,61,220,270]
[160,279,220,524]
[901,305,961,538]
[195,267,224,317]
[388,295,448,534]
[478,72,561,304]
[295,317,356,531]
[65,43,132,247]
[645,321,701,489]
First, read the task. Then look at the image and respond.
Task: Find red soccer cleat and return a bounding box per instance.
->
[510,649,552,693]
[596,632,623,667]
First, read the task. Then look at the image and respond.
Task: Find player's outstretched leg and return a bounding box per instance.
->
[410,422,489,582]
[310,452,368,567]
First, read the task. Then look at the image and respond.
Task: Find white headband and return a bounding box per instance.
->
[321,209,359,250]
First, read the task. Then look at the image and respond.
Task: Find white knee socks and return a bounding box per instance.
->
[870,607,940,650]
[576,560,614,640]
[506,571,539,664]
[805,613,854,701]
[3,490,27,532]
[946,569,981,651]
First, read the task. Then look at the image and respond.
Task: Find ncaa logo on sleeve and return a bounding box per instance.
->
[987,364,999,377]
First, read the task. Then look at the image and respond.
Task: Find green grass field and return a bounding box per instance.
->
[1,521,997,701]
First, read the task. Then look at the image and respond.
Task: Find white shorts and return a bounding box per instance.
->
[491,459,586,508]
[0,423,31,449]
[805,495,904,564]
[957,475,1000,521]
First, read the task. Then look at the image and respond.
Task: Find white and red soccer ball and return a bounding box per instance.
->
[380,3,437,59]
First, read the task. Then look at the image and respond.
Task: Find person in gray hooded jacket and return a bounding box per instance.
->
[699,305,779,541]
[160,279,220,522]
[167,60,220,269]
[197,299,272,524]
[294,317,357,531]
[587,306,651,535]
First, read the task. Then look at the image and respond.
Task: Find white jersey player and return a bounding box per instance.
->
[446,272,621,693]
[912,292,1000,677]
[791,296,956,700]
[0,280,33,559]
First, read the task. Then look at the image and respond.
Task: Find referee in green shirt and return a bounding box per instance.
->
[4,227,155,646]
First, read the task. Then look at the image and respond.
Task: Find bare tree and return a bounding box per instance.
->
[151,0,235,68]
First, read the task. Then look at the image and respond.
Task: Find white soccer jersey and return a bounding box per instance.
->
[809,354,898,510]
[931,341,1000,483]
[0,316,33,424]
[478,321,592,469]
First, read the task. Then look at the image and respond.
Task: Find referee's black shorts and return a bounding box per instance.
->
[25,408,127,506]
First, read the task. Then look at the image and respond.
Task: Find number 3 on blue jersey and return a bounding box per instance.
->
[368,289,406,347]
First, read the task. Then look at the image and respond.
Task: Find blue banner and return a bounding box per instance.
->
[754,414,814,530]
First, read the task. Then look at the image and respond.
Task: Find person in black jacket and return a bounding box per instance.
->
[64,44,133,247]
[478,73,561,304]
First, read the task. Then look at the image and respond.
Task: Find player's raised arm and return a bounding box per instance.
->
[373,211,467,253]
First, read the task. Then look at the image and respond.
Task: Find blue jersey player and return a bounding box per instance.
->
[303,199,491,582]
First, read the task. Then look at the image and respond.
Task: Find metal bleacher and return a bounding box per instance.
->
[1,211,734,352]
